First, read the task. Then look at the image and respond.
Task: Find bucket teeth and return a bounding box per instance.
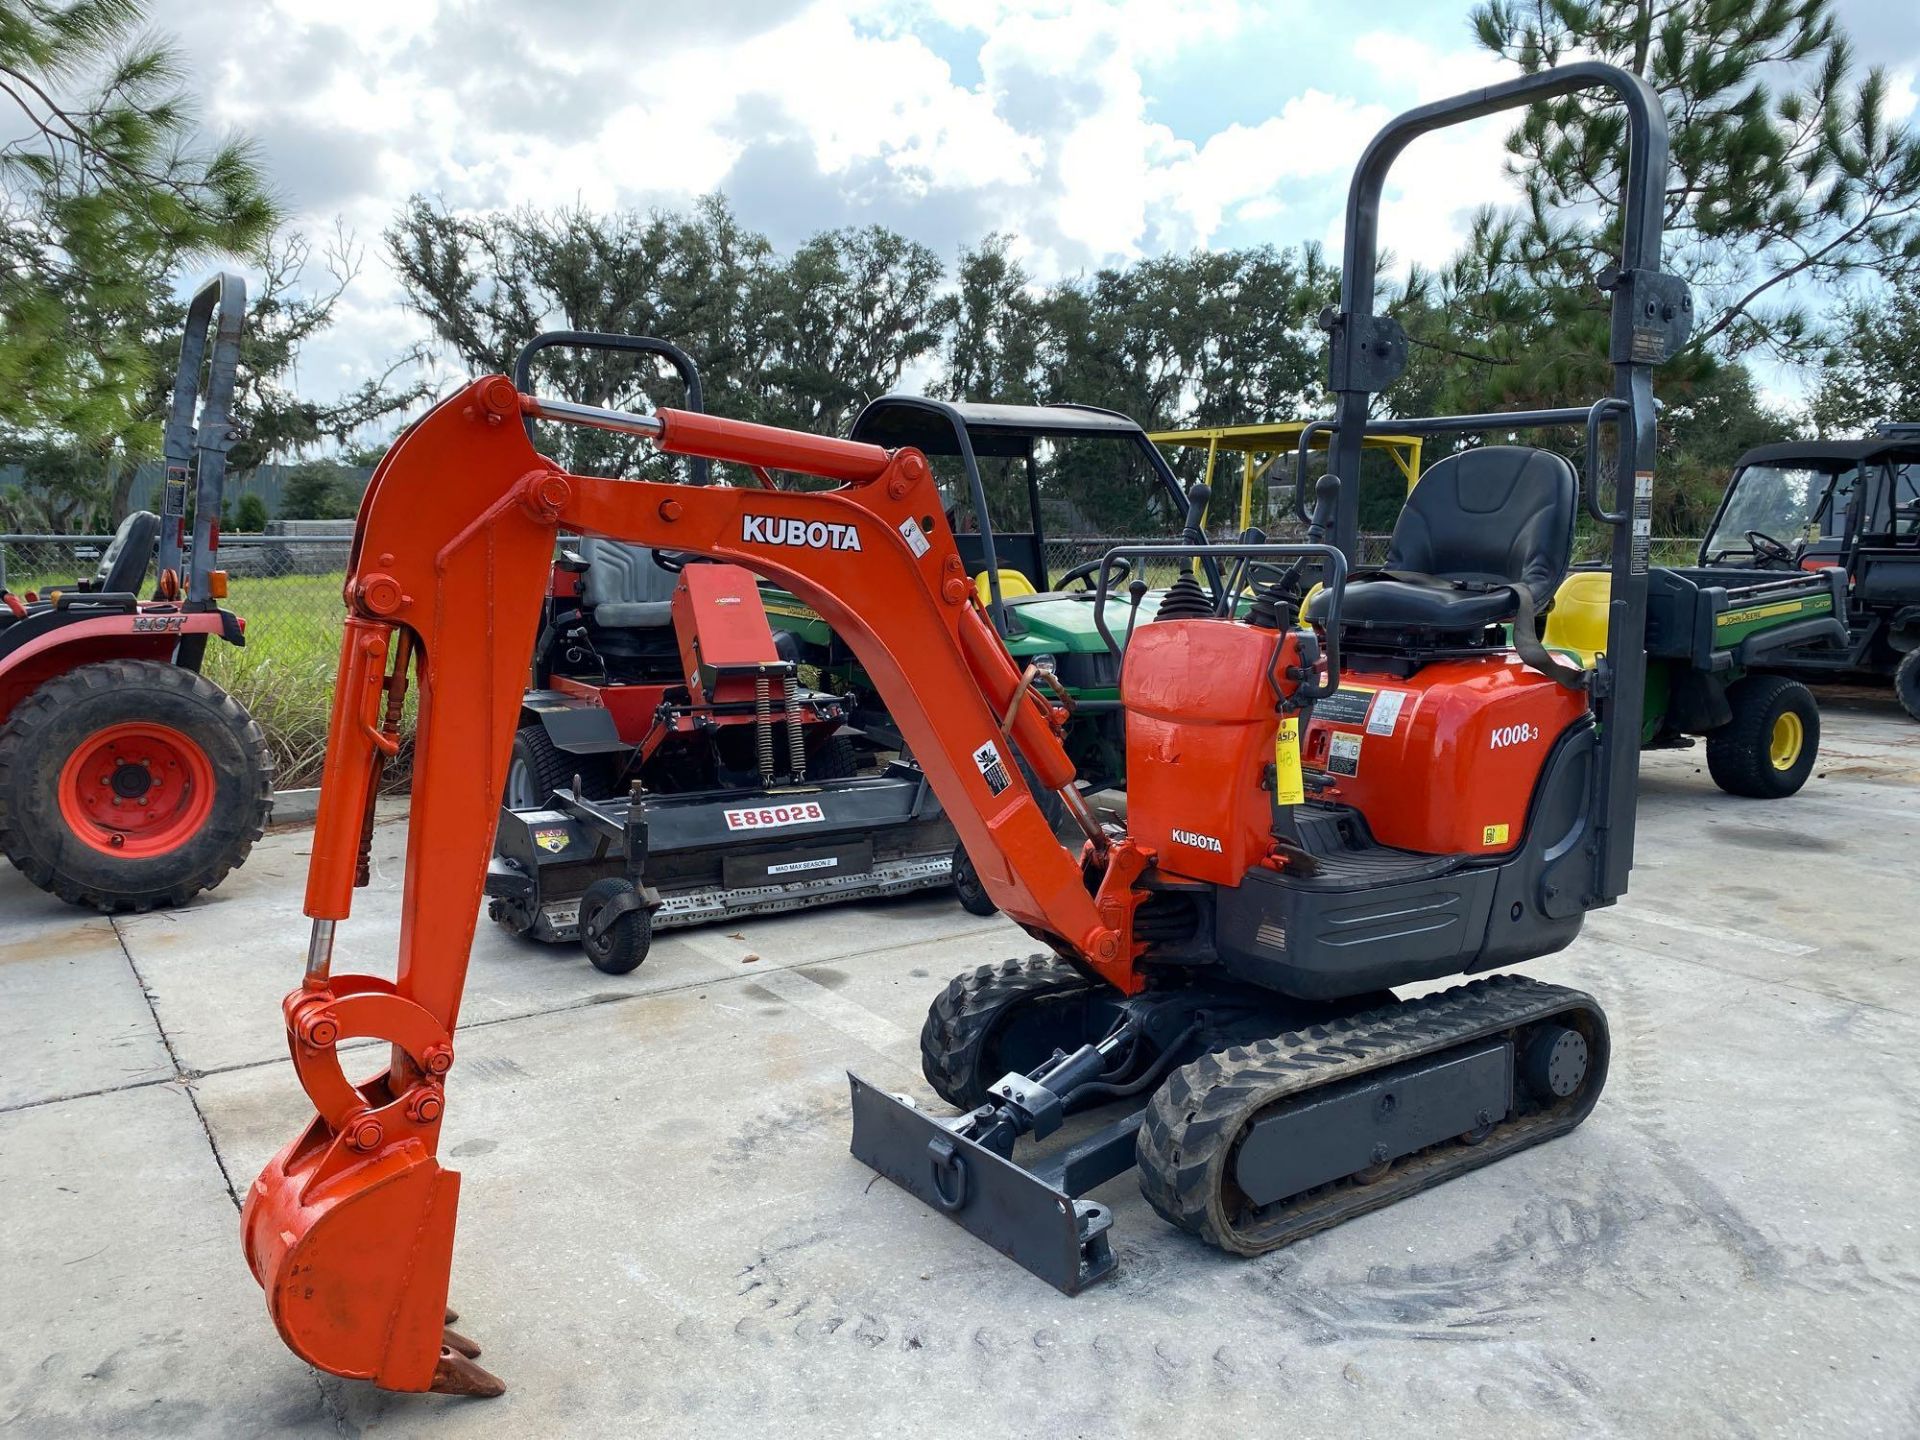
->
[430,1343,506,1398]
[444,1307,459,1324]
[442,1325,483,1359]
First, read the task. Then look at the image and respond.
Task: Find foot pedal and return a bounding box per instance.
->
[847,1073,1115,1295]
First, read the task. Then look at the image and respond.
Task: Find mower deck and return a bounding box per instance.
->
[488,762,957,943]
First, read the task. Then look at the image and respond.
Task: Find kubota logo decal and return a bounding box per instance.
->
[1171,827,1223,853]
[1490,723,1540,749]
[742,515,862,551]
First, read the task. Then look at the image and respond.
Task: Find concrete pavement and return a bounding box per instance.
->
[2,688,1917,1437]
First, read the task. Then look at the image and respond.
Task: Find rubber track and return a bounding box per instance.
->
[919,954,1094,1109]
[1136,974,1608,1256]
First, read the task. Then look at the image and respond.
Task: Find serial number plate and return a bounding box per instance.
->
[723,800,826,832]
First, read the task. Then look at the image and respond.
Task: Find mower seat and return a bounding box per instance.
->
[1305,446,1576,637]
[579,540,676,629]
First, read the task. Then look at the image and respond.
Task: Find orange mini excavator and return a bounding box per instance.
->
[243,61,1691,1395]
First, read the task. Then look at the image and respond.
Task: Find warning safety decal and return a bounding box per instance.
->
[973,739,1013,795]
[1364,689,1407,736]
[532,826,570,854]
[1327,732,1362,777]
[1312,685,1376,727]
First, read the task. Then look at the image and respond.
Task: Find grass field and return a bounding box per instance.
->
[202,572,361,787]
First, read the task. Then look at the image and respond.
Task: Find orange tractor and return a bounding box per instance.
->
[0,275,271,911]
[243,62,1689,1396]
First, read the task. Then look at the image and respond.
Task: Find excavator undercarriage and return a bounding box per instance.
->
[242,58,1689,1397]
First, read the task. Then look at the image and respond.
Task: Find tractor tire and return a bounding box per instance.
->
[1706,674,1820,799]
[1895,648,1920,722]
[806,734,860,780]
[918,955,1113,1110]
[0,660,272,913]
[951,843,998,917]
[504,722,617,808]
[578,877,650,975]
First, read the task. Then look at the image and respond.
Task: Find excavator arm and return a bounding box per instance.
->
[242,377,1133,1394]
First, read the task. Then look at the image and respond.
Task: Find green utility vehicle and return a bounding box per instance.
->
[1544,563,1845,797]
[1696,425,1920,718]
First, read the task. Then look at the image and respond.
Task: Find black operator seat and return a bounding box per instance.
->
[578,540,677,629]
[97,509,161,596]
[1304,446,1577,635]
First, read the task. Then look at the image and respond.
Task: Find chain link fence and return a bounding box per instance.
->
[4,530,354,786]
[5,529,1708,788]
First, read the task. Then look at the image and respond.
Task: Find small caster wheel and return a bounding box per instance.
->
[579,877,651,975]
[952,842,997,917]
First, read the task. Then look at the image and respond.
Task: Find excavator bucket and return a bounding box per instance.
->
[242,1103,502,1396]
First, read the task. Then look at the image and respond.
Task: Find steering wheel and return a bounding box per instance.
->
[1057,556,1130,592]
[1745,529,1801,568]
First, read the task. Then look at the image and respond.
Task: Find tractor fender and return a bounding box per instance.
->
[0,612,227,726]
[517,689,626,755]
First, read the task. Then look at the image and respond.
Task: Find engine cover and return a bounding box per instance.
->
[1302,654,1589,856]
[1122,619,1302,885]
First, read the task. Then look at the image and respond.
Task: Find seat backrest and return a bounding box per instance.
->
[579,541,677,609]
[1542,570,1610,667]
[975,568,1037,606]
[96,510,160,595]
[1387,446,1576,600]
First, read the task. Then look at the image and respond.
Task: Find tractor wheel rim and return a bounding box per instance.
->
[58,721,216,858]
[505,756,535,809]
[1768,711,1804,771]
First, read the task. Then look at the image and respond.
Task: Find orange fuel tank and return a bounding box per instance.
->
[1302,653,1588,856]
[1121,619,1300,886]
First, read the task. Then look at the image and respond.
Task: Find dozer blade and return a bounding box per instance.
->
[242,1116,502,1396]
[847,1073,1116,1295]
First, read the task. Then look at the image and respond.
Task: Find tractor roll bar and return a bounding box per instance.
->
[158,272,246,606]
[1292,398,1633,534]
[1090,542,1348,704]
[512,331,709,485]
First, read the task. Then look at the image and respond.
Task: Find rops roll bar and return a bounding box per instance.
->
[158,272,246,604]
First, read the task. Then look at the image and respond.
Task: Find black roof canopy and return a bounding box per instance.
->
[850,396,1150,458]
[1735,436,1920,469]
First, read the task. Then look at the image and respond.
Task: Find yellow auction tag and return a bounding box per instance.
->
[1274,715,1305,806]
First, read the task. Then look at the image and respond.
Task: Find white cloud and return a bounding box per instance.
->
[132,0,1920,427]
[1338,30,1522,274]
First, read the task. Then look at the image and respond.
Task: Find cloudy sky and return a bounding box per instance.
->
[153,0,1920,416]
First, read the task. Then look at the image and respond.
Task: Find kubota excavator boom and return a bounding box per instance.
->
[241,378,1157,1394]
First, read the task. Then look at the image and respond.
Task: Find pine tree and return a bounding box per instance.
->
[0,1,277,447]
